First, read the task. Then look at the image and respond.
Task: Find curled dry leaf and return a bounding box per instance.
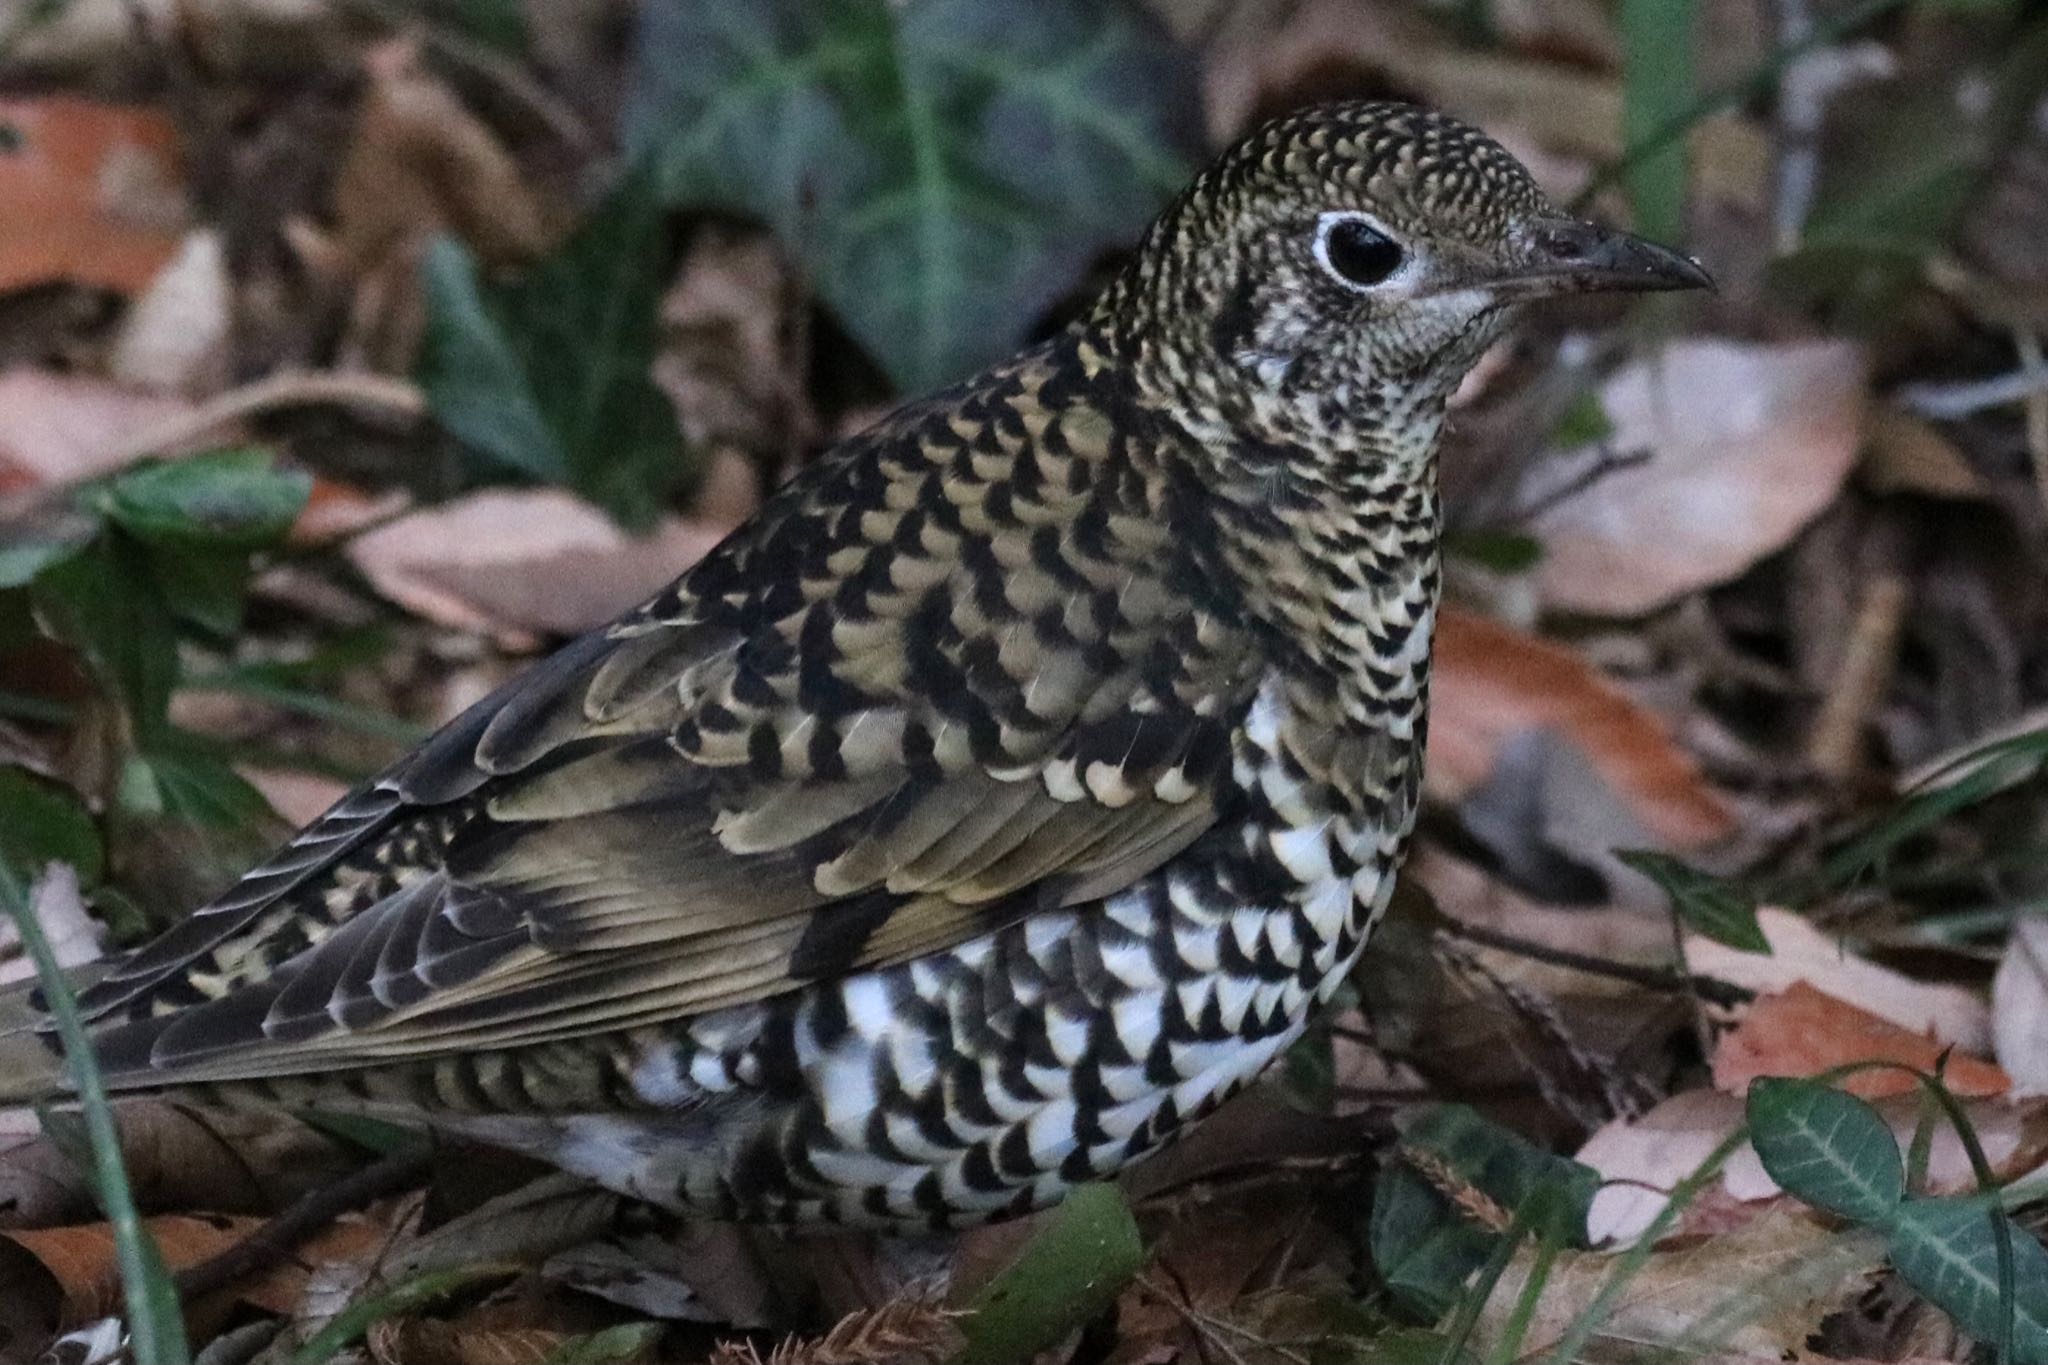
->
[1429,605,1736,848]
[0,97,185,296]
[1686,907,1991,1052]
[345,488,737,643]
[326,39,550,275]
[1526,339,1867,617]
[1710,980,2010,1101]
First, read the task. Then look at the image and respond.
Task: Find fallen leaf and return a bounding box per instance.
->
[1429,605,1737,848]
[1577,1089,1745,1245]
[1471,1203,1881,1361]
[287,476,413,546]
[327,39,549,275]
[239,766,350,827]
[345,488,737,642]
[0,368,201,488]
[109,227,232,395]
[1526,339,1867,617]
[1710,981,2010,1101]
[1686,908,1991,1052]
[0,97,185,296]
[1993,918,2048,1099]
[1,1209,385,1329]
[1860,406,1988,500]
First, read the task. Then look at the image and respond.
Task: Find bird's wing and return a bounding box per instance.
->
[77,343,1260,1085]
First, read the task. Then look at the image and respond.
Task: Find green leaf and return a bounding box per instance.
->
[1550,391,1614,449]
[1618,0,1695,245]
[420,235,571,486]
[1746,1078,1903,1223]
[419,173,687,527]
[31,538,179,735]
[1618,850,1770,952]
[956,1182,1143,1364]
[1886,1197,2048,1363]
[1369,1105,1601,1317]
[624,0,1201,391]
[96,449,310,549]
[0,766,103,885]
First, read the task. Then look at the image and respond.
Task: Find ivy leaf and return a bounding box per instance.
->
[31,537,179,736]
[1618,849,1770,953]
[624,0,1201,391]
[1746,1077,1903,1223]
[419,173,688,529]
[1885,1197,2048,1363]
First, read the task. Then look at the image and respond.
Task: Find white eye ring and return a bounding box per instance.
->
[1313,211,1413,292]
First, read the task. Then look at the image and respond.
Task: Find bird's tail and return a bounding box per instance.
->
[0,976,76,1106]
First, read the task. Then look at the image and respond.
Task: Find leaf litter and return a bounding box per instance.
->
[3,0,2048,1362]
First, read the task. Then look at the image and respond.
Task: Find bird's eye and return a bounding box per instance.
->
[1315,214,1405,290]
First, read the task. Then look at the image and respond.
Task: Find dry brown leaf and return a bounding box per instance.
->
[1527,339,1867,617]
[0,368,201,488]
[0,1209,385,1329]
[1471,1203,1882,1361]
[367,1317,585,1365]
[1711,981,2010,1101]
[1429,605,1737,848]
[344,488,734,643]
[1861,407,1988,500]
[0,1102,356,1231]
[326,39,550,274]
[1686,908,1990,1052]
[288,476,413,546]
[0,97,185,296]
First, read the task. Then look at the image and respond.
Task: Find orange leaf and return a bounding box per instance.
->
[1711,981,2012,1101]
[1428,606,1736,848]
[0,98,185,295]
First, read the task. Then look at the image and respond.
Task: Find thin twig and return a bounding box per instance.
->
[1435,917,1752,1008]
[1512,444,1654,524]
[172,1146,433,1304]
[103,370,426,469]
[1805,571,1911,782]
[2016,329,2048,513]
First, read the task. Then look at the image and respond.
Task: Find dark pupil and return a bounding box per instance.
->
[1326,219,1403,286]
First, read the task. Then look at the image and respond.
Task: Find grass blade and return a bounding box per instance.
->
[0,859,190,1363]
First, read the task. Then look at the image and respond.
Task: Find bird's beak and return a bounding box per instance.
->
[1489,217,1714,299]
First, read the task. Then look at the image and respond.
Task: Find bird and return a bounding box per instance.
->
[0,101,1708,1230]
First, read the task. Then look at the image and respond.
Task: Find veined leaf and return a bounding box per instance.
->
[1746,1078,1903,1223]
[1886,1197,2048,1363]
[624,0,1201,391]
[1619,850,1769,953]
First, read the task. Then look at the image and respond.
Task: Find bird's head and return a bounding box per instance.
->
[1105,102,1711,462]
